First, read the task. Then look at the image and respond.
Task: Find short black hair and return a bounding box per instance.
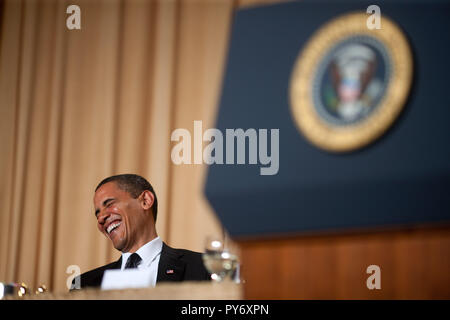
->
[95,174,158,222]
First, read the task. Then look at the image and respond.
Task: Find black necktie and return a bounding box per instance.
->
[125,253,142,269]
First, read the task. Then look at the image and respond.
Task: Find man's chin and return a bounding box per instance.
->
[111,239,126,252]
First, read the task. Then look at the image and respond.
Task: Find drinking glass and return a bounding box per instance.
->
[202,235,239,282]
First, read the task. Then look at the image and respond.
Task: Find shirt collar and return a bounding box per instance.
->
[121,236,163,270]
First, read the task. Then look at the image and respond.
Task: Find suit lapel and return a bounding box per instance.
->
[157,243,186,283]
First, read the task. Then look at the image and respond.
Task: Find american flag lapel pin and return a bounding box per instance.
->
[166,269,174,274]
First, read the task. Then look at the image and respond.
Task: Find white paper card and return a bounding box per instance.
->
[101,269,153,291]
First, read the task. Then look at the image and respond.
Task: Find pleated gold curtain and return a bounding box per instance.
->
[0,0,285,293]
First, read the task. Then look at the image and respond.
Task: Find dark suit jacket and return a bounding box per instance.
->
[71,242,210,290]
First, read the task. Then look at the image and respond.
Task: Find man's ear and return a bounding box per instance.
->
[141,190,155,211]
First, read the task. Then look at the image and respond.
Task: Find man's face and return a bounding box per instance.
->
[94,182,150,252]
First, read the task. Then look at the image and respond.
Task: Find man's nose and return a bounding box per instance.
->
[97,210,110,225]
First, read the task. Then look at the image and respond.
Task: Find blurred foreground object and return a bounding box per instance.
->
[4,281,242,300]
[17,283,29,298]
[35,285,48,295]
[205,0,450,298]
[0,282,31,299]
[206,0,450,239]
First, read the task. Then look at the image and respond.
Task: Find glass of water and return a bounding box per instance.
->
[202,235,239,282]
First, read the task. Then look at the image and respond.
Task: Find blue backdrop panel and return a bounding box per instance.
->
[204,0,450,238]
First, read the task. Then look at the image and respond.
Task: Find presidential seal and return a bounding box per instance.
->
[290,13,413,152]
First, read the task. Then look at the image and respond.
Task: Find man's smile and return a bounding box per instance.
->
[104,218,123,238]
[107,221,121,234]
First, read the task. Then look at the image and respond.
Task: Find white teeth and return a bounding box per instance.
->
[107,222,121,234]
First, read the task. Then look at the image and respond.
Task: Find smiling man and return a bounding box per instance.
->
[71,174,210,290]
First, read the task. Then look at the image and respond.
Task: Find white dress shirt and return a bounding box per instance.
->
[120,236,163,287]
